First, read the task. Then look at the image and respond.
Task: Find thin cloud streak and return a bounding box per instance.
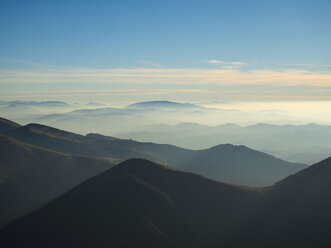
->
[138,60,162,67]
[207,59,225,64]
[207,59,246,68]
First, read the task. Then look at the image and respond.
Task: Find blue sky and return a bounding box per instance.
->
[1,0,331,103]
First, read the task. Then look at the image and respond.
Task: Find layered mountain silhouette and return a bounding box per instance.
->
[0,134,112,227]
[1,158,331,248]
[0,117,308,229]
[119,122,331,164]
[0,119,306,186]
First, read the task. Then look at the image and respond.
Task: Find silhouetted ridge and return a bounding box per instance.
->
[0,117,20,132]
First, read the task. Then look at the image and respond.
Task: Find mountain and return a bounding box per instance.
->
[1,120,306,186]
[2,158,331,247]
[126,101,202,109]
[0,117,20,132]
[0,134,112,227]
[181,144,305,186]
[0,159,257,248]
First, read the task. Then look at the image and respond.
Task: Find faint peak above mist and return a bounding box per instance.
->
[126,100,203,109]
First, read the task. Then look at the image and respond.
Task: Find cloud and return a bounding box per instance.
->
[207,59,246,68]
[207,59,225,64]
[277,63,314,67]
[139,60,162,67]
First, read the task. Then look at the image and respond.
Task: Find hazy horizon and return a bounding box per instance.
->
[1,1,331,124]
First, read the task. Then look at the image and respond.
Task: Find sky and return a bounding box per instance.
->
[1,0,331,105]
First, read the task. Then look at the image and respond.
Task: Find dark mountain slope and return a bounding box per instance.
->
[223,156,331,248]
[0,159,258,248]
[2,157,331,247]
[252,156,331,248]
[0,134,112,227]
[0,117,20,132]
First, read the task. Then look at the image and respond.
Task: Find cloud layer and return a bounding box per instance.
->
[1,66,331,102]
[1,67,331,86]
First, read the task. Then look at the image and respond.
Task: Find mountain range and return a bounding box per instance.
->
[0,117,306,187]
[118,121,331,164]
[1,157,331,247]
[0,116,307,228]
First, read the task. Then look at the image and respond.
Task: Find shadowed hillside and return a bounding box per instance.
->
[0,159,258,248]
[0,134,113,227]
[1,158,331,247]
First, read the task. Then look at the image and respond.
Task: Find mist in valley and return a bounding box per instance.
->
[1,99,331,164]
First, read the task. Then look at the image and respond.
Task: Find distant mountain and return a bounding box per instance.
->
[0,117,20,132]
[0,100,70,107]
[126,101,202,109]
[0,134,112,227]
[118,122,331,164]
[2,158,331,247]
[1,120,306,186]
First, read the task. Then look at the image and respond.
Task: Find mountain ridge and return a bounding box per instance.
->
[1,118,307,186]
